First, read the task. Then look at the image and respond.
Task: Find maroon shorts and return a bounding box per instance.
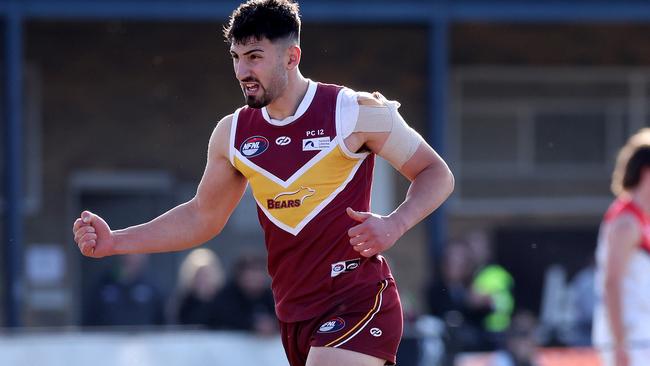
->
[279,279,403,366]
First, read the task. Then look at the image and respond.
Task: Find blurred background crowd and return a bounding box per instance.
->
[2,0,650,365]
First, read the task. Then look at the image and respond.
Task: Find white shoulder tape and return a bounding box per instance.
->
[354,92,424,169]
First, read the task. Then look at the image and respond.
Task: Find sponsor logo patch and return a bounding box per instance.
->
[302,137,331,151]
[275,136,291,146]
[318,317,346,333]
[370,327,382,337]
[240,136,269,157]
[330,258,361,278]
[267,186,316,210]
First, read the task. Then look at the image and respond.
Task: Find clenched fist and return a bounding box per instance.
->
[72,211,115,258]
[346,207,404,258]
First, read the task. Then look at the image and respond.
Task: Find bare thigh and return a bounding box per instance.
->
[306,346,386,366]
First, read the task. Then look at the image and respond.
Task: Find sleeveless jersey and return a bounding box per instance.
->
[229,80,393,322]
[593,197,650,348]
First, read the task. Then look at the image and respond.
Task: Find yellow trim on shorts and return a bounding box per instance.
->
[325,280,388,348]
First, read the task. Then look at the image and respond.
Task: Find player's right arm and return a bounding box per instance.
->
[72,115,247,258]
[604,213,639,366]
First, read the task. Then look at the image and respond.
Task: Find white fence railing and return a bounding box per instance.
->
[0,331,288,366]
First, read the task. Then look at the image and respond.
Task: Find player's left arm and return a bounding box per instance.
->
[345,92,454,257]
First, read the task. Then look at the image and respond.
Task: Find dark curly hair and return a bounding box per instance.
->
[223,0,301,45]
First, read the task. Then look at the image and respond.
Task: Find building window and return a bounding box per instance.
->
[451,67,646,215]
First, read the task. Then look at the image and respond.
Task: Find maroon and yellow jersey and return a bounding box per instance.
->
[229,80,393,322]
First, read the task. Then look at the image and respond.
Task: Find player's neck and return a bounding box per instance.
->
[265,72,309,120]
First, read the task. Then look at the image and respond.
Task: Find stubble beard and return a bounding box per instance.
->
[245,88,272,109]
[243,64,287,109]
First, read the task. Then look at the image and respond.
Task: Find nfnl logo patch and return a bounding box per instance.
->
[240,136,269,157]
[318,317,346,333]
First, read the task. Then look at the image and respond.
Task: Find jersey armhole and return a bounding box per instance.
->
[229,108,243,167]
[335,88,369,160]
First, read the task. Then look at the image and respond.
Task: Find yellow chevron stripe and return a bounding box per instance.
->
[234,145,360,229]
[324,280,388,347]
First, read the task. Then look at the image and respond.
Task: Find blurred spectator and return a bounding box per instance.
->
[561,258,596,346]
[211,253,277,335]
[415,314,446,366]
[425,239,493,361]
[490,310,541,366]
[538,264,569,346]
[83,254,165,326]
[467,230,515,344]
[171,248,226,326]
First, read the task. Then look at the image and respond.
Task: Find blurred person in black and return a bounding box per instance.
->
[425,239,493,362]
[83,254,165,326]
[171,247,226,326]
[211,253,277,335]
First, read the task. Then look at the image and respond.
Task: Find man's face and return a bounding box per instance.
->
[230,37,289,109]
